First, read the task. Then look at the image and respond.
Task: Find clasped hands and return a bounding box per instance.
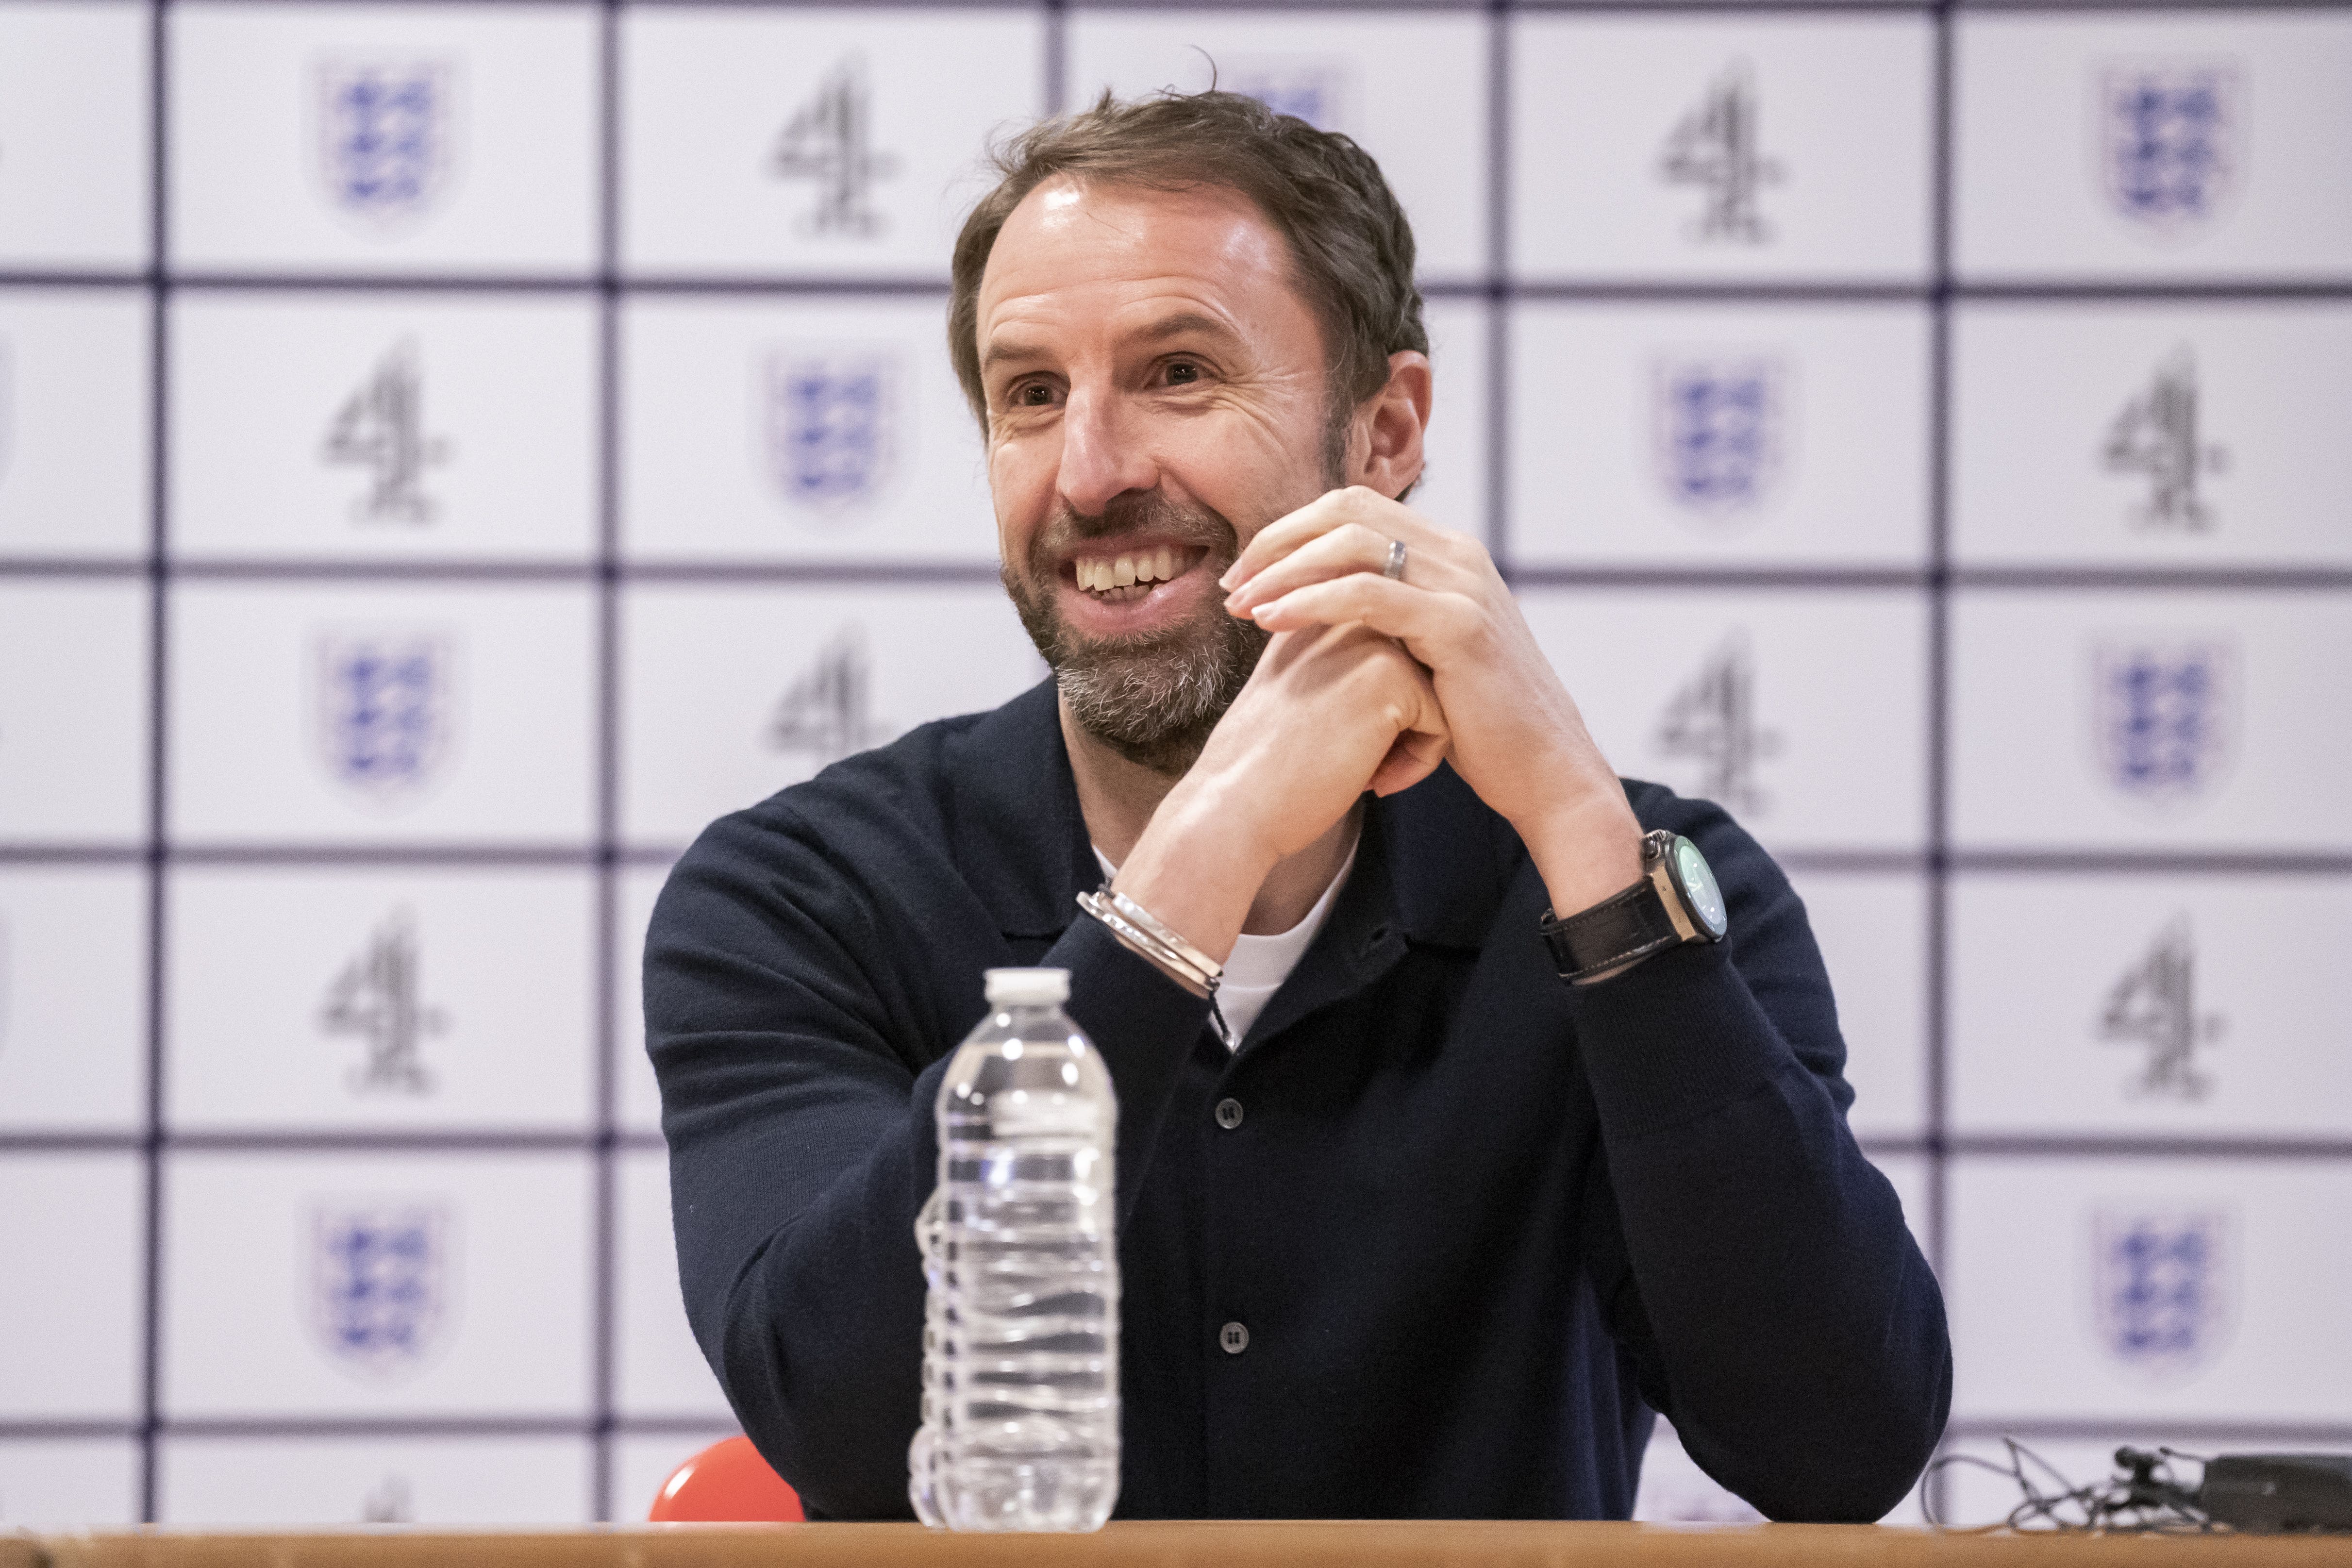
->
[1120,487,1647,960]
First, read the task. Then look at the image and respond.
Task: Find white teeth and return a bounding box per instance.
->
[1075,550,1180,593]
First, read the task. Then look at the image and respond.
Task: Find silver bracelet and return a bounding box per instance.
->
[1076,889,1222,999]
[1105,890,1224,989]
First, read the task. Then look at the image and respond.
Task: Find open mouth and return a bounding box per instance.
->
[1065,543,1207,604]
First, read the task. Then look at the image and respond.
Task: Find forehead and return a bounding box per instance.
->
[975,176,1311,340]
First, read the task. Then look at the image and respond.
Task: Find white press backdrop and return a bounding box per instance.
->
[1,0,2349,1528]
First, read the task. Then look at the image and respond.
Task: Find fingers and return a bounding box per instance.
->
[1365,642,1450,796]
[1220,486,1442,596]
[1221,521,1395,617]
[1242,572,1485,662]
[1368,725,1449,798]
[1278,617,1447,740]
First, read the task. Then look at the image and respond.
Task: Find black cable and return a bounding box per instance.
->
[1923,1439,2219,1533]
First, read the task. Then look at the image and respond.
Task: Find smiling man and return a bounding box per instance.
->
[647,91,1951,1523]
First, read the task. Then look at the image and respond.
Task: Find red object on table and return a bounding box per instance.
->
[648,1435,806,1523]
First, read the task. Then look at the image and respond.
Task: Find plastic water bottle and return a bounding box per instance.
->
[909,1186,949,1526]
[909,967,1120,1531]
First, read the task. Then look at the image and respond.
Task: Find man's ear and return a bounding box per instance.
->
[1345,351,1434,502]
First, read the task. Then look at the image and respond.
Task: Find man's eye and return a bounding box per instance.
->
[1017,384,1053,406]
[1167,362,1199,384]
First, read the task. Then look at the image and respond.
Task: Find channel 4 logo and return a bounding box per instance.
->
[2099,914,2224,1102]
[1655,629,1781,817]
[2090,637,2235,809]
[312,632,456,803]
[1652,355,1784,515]
[316,59,456,233]
[1659,60,1781,245]
[771,56,897,239]
[763,347,896,513]
[2098,62,2239,240]
[2102,347,2226,532]
[2091,1207,2233,1385]
[310,1202,454,1381]
[769,625,893,766]
[320,907,446,1096]
[323,341,450,527]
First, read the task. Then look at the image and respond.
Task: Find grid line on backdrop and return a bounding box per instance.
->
[589,0,624,1523]
[18,275,2352,299]
[13,560,2352,590]
[1921,0,1953,1339]
[137,0,171,1525]
[0,0,2347,1527]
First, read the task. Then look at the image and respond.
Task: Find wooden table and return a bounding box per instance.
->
[15,1523,2352,1568]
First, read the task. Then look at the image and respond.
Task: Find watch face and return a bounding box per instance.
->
[1673,837,1729,939]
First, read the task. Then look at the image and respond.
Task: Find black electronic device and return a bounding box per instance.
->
[2199,1454,2352,1534]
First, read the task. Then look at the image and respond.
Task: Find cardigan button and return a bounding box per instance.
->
[1215,1098,1244,1130]
[1219,1321,1250,1355]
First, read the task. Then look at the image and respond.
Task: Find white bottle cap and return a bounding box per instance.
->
[984,967,1070,1006]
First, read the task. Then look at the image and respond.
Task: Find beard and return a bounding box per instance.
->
[1002,490,1271,776]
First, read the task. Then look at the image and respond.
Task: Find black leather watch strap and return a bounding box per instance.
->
[1538,833,1685,984]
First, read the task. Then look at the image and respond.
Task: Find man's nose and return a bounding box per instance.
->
[1055,385,1159,519]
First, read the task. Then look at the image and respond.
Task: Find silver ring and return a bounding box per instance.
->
[1382,538,1407,582]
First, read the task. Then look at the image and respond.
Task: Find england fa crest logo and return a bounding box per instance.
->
[1652,355,1785,515]
[2098,63,2239,241]
[315,59,457,234]
[763,347,896,514]
[2090,636,2235,809]
[2091,1207,2233,1385]
[2099,914,2224,1102]
[323,341,450,526]
[1655,630,1782,816]
[310,1202,453,1380]
[1660,61,1782,245]
[312,632,456,804]
[771,57,898,239]
[1226,60,1351,132]
[770,626,893,766]
[320,907,446,1095]
[2102,347,2226,531]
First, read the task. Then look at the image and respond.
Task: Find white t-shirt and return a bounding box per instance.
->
[1094,835,1360,1051]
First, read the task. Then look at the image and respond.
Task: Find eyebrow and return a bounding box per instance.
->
[979,310,1243,377]
[1135,310,1239,346]
[980,337,1047,376]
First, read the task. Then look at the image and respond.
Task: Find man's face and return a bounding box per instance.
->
[974,177,1338,771]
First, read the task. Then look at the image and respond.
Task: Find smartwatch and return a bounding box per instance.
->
[1539,829,1728,984]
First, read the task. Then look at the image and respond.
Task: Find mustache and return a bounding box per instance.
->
[1024,492,1239,579]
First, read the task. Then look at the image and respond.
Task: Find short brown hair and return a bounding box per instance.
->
[948,89,1428,453]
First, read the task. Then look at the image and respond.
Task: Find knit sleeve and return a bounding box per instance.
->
[1565,787,1952,1523]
